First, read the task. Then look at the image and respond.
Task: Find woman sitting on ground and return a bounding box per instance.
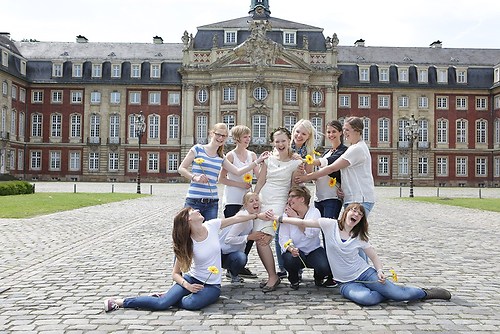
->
[104,207,268,312]
[268,203,452,306]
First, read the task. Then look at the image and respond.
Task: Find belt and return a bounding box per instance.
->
[188,198,219,204]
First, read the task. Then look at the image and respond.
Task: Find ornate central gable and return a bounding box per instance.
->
[233,20,281,67]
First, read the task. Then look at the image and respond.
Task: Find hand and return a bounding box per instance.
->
[291,152,302,160]
[248,231,266,241]
[260,209,274,221]
[290,247,300,257]
[256,151,270,164]
[240,182,252,189]
[284,205,298,218]
[185,282,204,293]
[377,271,386,284]
[294,173,310,184]
[258,233,273,246]
[337,187,345,199]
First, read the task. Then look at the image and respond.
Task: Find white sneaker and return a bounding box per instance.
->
[103,298,120,312]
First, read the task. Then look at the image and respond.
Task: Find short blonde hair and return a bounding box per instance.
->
[230,125,251,143]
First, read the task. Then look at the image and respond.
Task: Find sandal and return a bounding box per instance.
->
[262,278,281,293]
[259,279,268,289]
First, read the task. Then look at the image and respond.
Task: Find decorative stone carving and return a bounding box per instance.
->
[182,31,190,50]
[233,20,282,67]
[332,33,339,47]
[212,34,219,48]
[302,36,309,50]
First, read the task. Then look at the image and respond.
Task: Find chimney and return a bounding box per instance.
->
[354,39,365,47]
[430,40,442,48]
[76,35,88,43]
[153,36,163,44]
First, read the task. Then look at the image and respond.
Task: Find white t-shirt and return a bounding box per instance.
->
[188,219,223,285]
[340,141,375,204]
[219,210,254,254]
[318,217,371,283]
[279,206,322,255]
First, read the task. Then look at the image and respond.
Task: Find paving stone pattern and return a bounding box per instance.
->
[1,183,499,333]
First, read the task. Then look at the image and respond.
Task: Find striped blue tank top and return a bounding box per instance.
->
[187,144,223,199]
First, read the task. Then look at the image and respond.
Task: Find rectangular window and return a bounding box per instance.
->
[476,120,487,144]
[379,68,389,82]
[90,91,101,104]
[52,64,63,77]
[398,68,408,82]
[149,91,161,105]
[131,64,141,78]
[359,95,370,108]
[71,91,83,104]
[436,157,448,176]
[398,156,408,175]
[359,67,370,82]
[437,68,448,83]
[111,64,121,78]
[50,151,61,171]
[418,69,428,83]
[167,153,179,172]
[339,95,350,108]
[69,151,81,171]
[378,156,389,176]
[92,64,102,78]
[224,31,237,44]
[456,97,467,110]
[284,88,297,103]
[495,96,500,109]
[30,151,42,170]
[252,115,267,144]
[51,90,63,103]
[19,88,26,102]
[457,69,467,83]
[223,87,236,103]
[378,118,389,142]
[456,120,467,143]
[20,60,27,76]
[418,96,428,109]
[73,64,82,77]
[1,50,8,67]
[148,115,160,139]
[398,96,409,108]
[436,119,448,144]
[418,157,429,175]
[196,115,208,144]
[284,115,297,132]
[17,150,24,171]
[129,91,141,104]
[168,92,181,105]
[70,114,81,137]
[283,31,296,45]
[150,64,161,78]
[2,81,7,95]
[168,115,180,139]
[128,153,139,171]
[31,114,42,137]
[148,152,159,172]
[11,85,17,100]
[110,92,121,104]
[378,95,390,108]
[495,157,500,177]
[51,114,62,137]
[436,96,448,109]
[89,152,99,171]
[475,97,487,110]
[456,157,467,176]
[476,157,487,176]
[109,152,119,171]
[222,114,236,144]
[32,91,43,103]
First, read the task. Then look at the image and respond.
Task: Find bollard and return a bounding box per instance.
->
[399,186,402,198]
[437,187,439,198]
[112,184,114,193]
[73,183,77,193]
[479,188,482,199]
[150,184,153,195]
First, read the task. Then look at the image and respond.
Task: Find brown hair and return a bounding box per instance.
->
[209,123,228,157]
[326,120,344,144]
[288,185,311,206]
[338,203,369,241]
[270,127,293,157]
[344,117,364,134]
[172,207,193,272]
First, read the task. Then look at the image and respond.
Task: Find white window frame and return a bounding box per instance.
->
[436,119,448,144]
[339,94,350,108]
[456,119,467,144]
[168,92,180,105]
[283,30,297,45]
[167,153,179,172]
[398,156,409,175]
[150,64,161,78]
[224,31,237,44]
[418,96,428,109]
[456,68,467,83]
[222,87,236,103]
[49,151,61,171]
[90,91,101,104]
[456,97,467,110]
[109,152,119,171]
[475,97,487,110]
[196,114,208,144]
[476,119,487,144]
[378,156,389,176]
[379,67,389,82]
[398,68,408,82]
[359,95,370,108]
[72,63,82,78]
[51,90,63,103]
[149,91,161,105]
[51,113,62,137]
[418,68,428,83]
[378,95,390,109]
[475,157,487,177]
[70,114,81,138]
[71,91,83,104]
[359,66,370,82]
[109,114,120,142]
[129,91,141,104]
[89,152,99,171]
[436,96,448,109]
[148,152,159,172]
[111,64,121,78]
[52,63,63,77]
[110,92,121,104]
[252,115,267,145]
[168,115,180,139]
[92,64,102,78]
[437,68,448,83]
[148,114,160,139]
[284,115,297,132]
[378,118,389,143]
[456,157,467,176]
[31,114,42,137]
[418,157,429,175]
[284,87,297,104]
[197,88,208,103]
[30,151,42,170]
[398,96,409,108]
[311,90,323,105]
[128,152,139,171]
[253,87,268,101]
[436,156,448,176]
[69,151,81,171]
[131,64,141,78]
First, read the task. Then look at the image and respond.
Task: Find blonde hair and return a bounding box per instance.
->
[230,125,251,143]
[291,119,316,156]
[210,123,228,157]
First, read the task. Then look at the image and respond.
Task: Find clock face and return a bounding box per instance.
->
[256,7,264,14]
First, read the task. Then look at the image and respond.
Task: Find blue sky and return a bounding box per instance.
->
[3,0,499,49]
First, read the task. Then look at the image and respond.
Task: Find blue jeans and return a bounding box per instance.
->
[221,251,248,277]
[123,275,221,311]
[184,198,219,221]
[282,247,331,284]
[274,225,285,271]
[315,198,343,219]
[339,267,425,306]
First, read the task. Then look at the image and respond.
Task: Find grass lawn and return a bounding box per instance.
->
[0,192,147,218]
[401,197,500,213]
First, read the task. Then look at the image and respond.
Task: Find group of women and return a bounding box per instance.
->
[104,117,451,312]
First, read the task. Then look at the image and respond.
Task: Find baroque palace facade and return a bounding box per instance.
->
[1,0,500,187]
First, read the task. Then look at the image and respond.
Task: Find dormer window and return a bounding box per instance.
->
[398,67,408,82]
[52,63,63,77]
[224,31,237,45]
[359,66,370,82]
[283,30,297,45]
[456,68,467,84]
[437,68,448,83]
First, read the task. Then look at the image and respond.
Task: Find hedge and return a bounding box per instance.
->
[0,181,35,196]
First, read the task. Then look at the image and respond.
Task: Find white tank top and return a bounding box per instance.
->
[222,150,253,206]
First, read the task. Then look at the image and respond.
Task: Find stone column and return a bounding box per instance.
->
[238,82,247,125]
[210,83,220,125]
[300,84,309,120]
[181,83,195,146]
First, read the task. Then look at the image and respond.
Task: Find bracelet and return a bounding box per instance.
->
[278,215,283,224]
[181,279,185,287]
[377,268,384,274]
[191,174,195,181]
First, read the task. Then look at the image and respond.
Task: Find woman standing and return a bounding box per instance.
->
[279,186,330,290]
[254,127,302,281]
[178,123,268,221]
[295,117,375,215]
[269,203,452,306]
[290,119,316,173]
[103,207,266,312]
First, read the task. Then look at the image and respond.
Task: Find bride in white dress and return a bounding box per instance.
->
[254,127,302,291]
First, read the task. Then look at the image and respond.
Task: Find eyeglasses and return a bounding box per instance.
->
[214,132,228,138]
[288,194,301,199]
[350,207,364,217]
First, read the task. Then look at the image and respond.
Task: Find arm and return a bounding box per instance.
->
[223,151,269,176]
[220,212,258,229]
[268,212,321,229]
[251,151,261,178]
[219,155,251,189]
[171,259,203,293]
[253,161,268,194]
[295,157,350,183]
[364,246,386,282]
[178,147,209,184]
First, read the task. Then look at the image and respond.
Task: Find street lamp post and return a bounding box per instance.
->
[407,114,419,198]
[135,111,146,194]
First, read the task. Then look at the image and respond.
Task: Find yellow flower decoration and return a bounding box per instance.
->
[208,266,219,275]
[313,150,321,156]
[389,269,398,283]
[273,220,278,231]
[283,239,293,249]
[194,158,205,164]
[304,154,314,165]
[329,177,337,188]
[243,173,253,183]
